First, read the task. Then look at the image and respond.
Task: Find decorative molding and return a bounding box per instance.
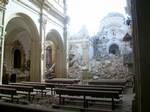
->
[44,0,65,22]
[30,0,65,22]
[14,0,40,15]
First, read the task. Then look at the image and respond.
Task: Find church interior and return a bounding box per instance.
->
[0,0,149,112]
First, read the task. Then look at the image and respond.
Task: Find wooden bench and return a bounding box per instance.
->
[72,84,125,93]
[0,84,33,102]
[73,84,125,89]
[0,87,20,103]
[45,78,80,84]
[60,95,121,104]
[21,81,69,96]
[54,88,119,110]
[9,83,46,97]
[21,81,58,96]
[61,86,122,109]
[22,82,73,95]
[21,82,56,96]
[66,85,123,94]
[88,79,127,86]
[43,83,73,95]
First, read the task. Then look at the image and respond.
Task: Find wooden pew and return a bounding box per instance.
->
[54,88,119,110]
[45,78,80,84]
[73,84,125,90]
[9,83,46,97]
[72,84,125,92]
[21,82,56,96]
[21,82,47,96]
[65,85,123,94]
[0,87,17,102]
[88,79,127,86]
[22,81,72,95]
[0,84,33,102]
[43,83,73,95]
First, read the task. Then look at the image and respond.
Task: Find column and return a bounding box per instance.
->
[0,1,8,84]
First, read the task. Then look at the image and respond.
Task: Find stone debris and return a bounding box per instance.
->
[68,54,133,81]
[89,55,130,80]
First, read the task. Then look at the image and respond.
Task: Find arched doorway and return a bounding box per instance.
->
[12,41,24,69]
[3,13,41,82]
[45,29,65,78]
[109,44,120,55]
[14,49,21,68]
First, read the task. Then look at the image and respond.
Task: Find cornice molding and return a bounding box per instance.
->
[29,0,65,22]
[44,0,65,22]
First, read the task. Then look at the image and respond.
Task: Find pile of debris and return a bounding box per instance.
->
[68,53,133,80]
[89,55,131,80]
[68,50,83,79]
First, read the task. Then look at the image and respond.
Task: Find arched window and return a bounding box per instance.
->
[46,46,52,69]
[14,49,21,68]
[109,44,120,55]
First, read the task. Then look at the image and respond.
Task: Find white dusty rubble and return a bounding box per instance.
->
[68,54,133,80]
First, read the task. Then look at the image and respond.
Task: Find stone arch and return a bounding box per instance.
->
[109,44,120,55]
[4,13,41,82]
[46,29,65,78]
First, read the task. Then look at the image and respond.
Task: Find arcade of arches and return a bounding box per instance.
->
[3,13,65,82]
[0,0,150,112]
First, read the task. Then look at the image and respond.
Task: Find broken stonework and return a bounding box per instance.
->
[89,55,131,80]
[68,54,133,81]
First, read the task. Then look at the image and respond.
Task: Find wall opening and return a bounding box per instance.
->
[109,44,120,55]
[14,49,21,68]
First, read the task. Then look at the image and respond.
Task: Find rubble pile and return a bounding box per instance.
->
[89,55,130,80]
[68,54,132,80]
